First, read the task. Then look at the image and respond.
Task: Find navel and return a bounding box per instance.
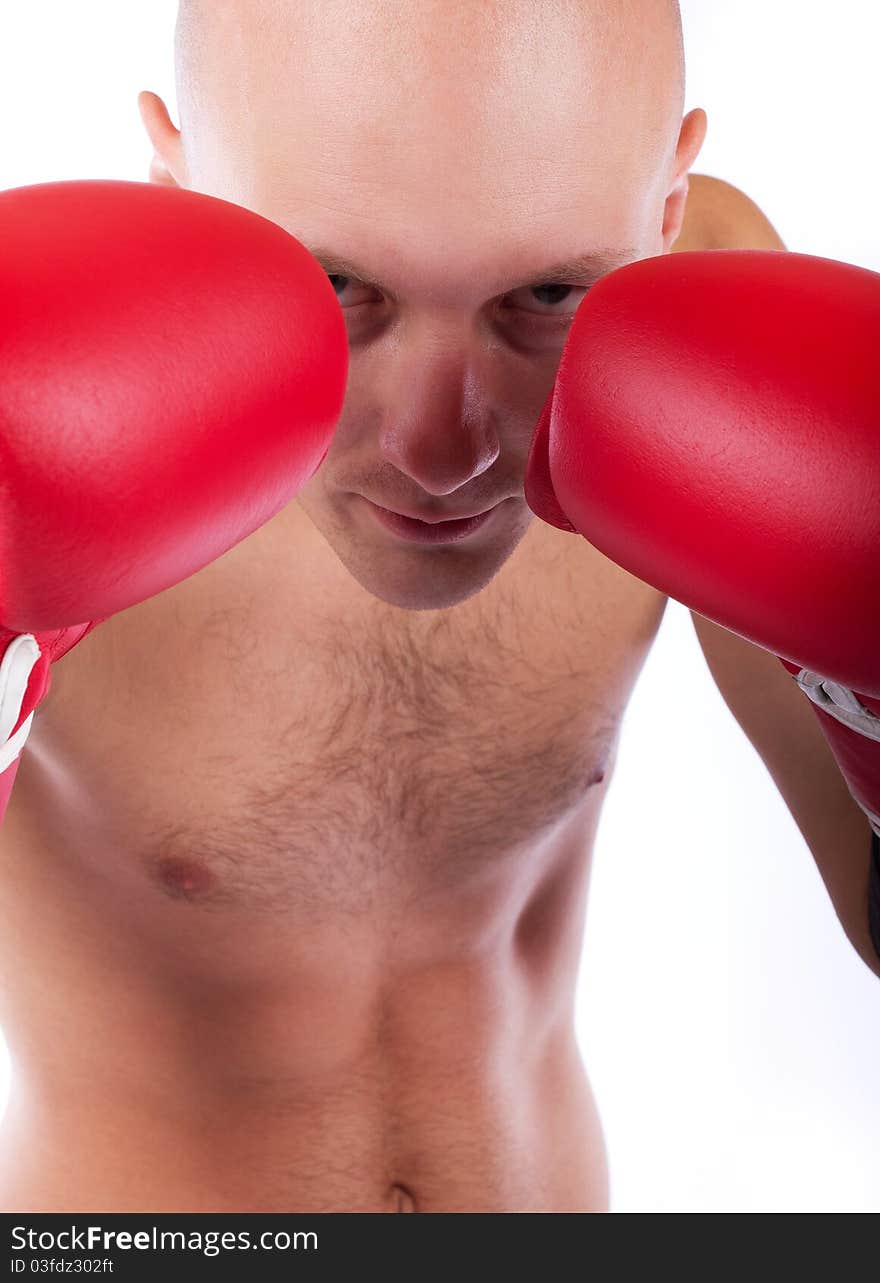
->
[387,1182,417,1213]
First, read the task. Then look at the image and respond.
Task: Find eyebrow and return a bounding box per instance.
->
[305,247,636,291]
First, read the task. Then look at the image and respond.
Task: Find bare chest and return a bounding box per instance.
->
[14,515,664,918]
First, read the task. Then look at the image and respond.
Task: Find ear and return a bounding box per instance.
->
[661,107,708,253]
[137,90,188,189]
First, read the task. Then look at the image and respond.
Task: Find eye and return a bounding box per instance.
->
[501,282,591,321]
[327,273,380,308]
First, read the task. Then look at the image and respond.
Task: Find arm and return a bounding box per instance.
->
[681,182,880,973]
[693,612,877,976]
[678,179,877,976]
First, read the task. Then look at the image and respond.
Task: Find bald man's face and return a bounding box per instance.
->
[173,0,689,611]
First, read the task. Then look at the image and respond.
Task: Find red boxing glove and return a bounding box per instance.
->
[525,249,880,844]
[0,179,348,820]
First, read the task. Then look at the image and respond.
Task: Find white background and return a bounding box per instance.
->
[1,0,878,1213]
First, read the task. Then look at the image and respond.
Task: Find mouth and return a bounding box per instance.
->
[360,498,504,544]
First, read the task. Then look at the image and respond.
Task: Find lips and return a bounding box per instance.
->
[371,503,497,524]
[362,498,502,544]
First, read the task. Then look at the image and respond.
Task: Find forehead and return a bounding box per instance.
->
[259,141,657,305]
[181,1,674,292]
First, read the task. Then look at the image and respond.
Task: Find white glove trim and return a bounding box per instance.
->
[0,713,34,776]
[795,669,880,743]
[795,667,880,838]
[0,634,41,773]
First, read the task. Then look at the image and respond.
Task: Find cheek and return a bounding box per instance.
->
[492,363,561,441]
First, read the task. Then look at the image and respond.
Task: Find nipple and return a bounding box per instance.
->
[154,855,217,901]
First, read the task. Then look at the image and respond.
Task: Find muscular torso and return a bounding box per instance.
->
[0,199,735,1209]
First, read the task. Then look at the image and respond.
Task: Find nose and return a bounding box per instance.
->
[377,324,501,495]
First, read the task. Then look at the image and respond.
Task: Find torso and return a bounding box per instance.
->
[0,172,747,1211]
[0,503,664,1212]
[0,172,771,1214]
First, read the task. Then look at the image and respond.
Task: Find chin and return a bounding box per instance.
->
[298,489,533,611]
[336,544,515,611]
[347,525,532,612]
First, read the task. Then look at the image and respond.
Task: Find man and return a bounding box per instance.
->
[0,0,873,1213]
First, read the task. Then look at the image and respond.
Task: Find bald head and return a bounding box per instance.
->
[175,0,685,209]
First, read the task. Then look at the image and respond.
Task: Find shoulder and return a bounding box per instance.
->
[674,174,787,252]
